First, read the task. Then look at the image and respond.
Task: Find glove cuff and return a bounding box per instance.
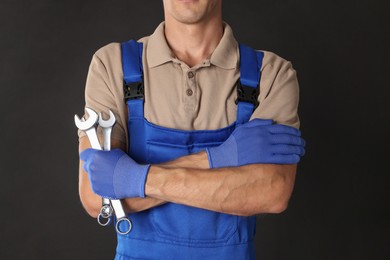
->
[113,155,151,198]
[205,148,214,168]
[139,164,151,198]
[206,137,238,169]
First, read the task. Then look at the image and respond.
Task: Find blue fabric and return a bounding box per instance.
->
[206,119,306,168]
[128,99,147,164]
[237,101,255,126]
[115,238,255,260]
[121,40,146,163]
[236,44,264,125]
[117,40,264,259]
[239,44,262,88]
[80,148,150,199]
[121,40,143,83]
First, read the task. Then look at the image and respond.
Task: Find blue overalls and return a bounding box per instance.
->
[115,40,264,260]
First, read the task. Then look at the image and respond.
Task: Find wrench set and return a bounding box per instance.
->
[75,108,132,235]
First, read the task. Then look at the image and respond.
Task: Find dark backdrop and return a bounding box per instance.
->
[1,0,389,259]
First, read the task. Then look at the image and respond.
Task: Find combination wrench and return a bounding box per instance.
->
[98,110,133,235]
[75,108,132,235]
[96,111,115,226]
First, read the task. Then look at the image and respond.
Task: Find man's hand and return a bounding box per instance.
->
[80,148,150,199]
[206,119,306,168]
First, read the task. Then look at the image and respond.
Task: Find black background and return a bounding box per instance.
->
[1,0,389,259]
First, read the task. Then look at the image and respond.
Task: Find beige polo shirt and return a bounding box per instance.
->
[79,22,300,146]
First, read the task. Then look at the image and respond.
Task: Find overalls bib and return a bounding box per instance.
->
[115,40,264,260]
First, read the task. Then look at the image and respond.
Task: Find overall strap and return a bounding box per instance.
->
[121,40,146,162]
[236,44,264,125]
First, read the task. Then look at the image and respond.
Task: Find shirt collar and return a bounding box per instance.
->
[147,22,176,68]
[209,23,238,69]
[146,22,238,69]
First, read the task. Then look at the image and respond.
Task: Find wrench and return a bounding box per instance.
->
[99,110,115,151]
[96,111,115,224]
[75,108,111,226]
[75,108,132,234]
[98,111,132,235]
[74,108,100,149]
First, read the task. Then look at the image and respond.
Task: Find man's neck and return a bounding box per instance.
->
[164,17,223,67]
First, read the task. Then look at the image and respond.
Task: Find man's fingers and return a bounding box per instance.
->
[269,154,301,164]
[267,124,301,136]
[271,144,305,156]
[270,134,305,146]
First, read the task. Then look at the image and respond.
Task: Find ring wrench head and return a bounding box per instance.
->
[97,213,112,227]
[116,218,133,235]
[74,108,99,130]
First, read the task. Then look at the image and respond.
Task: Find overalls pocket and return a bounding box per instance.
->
[150,203,238,245]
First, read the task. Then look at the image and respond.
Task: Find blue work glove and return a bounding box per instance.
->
[80,148,150,199]
[206,119,306,168]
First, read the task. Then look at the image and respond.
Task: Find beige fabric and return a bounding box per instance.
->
[79,22,300,146]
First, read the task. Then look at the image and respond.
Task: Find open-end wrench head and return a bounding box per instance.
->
[99,110,116,128]
[74,107,99,130]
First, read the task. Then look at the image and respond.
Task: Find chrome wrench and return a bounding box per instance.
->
[74,108,100,150]
[75,108,111,226]
[96,111,115,225]
[75,108,132,234]
[98,111,132,235]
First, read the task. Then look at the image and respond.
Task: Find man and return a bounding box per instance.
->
[78,0,305,259]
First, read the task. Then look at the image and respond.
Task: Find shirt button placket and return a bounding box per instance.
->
[186,71,195,97]
[183,70,196,112]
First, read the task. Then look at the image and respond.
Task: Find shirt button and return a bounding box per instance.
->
[186,89,193,96]
[188,71,195,78]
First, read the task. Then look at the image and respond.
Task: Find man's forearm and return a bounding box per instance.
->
[80,137,296,216]
[79,137,209,216]
[122,152,209,212]
[145,151,297,216]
